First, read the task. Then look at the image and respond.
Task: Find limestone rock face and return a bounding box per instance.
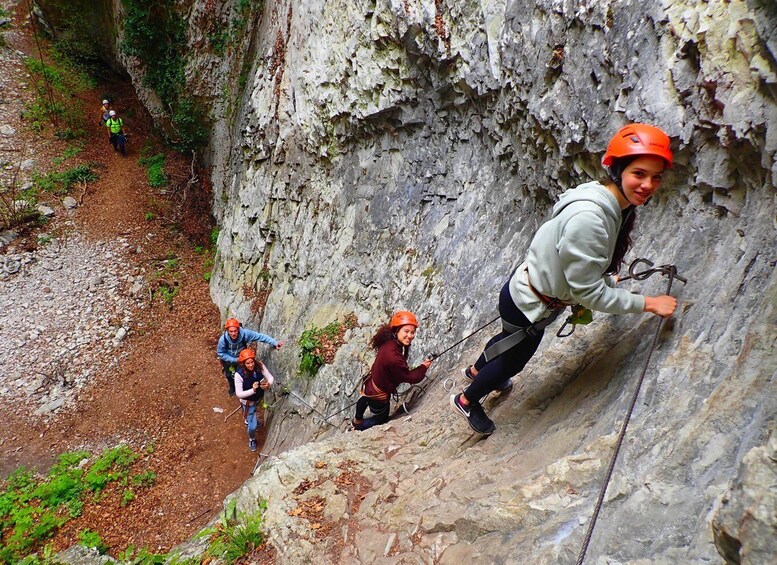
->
[203,0,776,562]
[711,430,777,564]
[42,0,777,563]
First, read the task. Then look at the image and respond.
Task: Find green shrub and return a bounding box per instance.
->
[131,471,156,488]
[83,445,138,494]
[122,1,209,152]
[53,142,85,165]
[156,284,180,305]
[78,529,108,553]
[33,164,97,195]
[201,500,267,564]
[170,98,208,153]
[22,51,89,133]
[0,447,150,561]
[139,153,167,187]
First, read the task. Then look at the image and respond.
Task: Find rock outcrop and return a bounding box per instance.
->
[205,1,777,562]
[712,430,777,565]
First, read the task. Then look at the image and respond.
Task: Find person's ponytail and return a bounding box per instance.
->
[606,207,636,275]
[370,324,395,350]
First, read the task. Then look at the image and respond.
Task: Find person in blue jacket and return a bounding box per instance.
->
[217,317,283,396]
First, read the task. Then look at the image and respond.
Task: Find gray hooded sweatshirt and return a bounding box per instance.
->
[509,181,646,323]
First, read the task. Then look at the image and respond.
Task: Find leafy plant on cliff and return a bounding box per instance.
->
[298,314,358,378]
[121,0,208,152]
[200,499,268,564]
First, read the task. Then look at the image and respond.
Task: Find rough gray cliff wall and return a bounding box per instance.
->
[191,0,777,562]
[202,0,777,563]
[38,0,776,563]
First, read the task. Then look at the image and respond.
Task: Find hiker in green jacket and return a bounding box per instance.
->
[105,110,127,156]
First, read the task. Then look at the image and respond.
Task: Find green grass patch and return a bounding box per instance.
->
[138,153,167,187]
[33,164,97,195]
[52,142,85,165]
[77,529,108,553]
[200,499,267,564]
[0,446,153,562]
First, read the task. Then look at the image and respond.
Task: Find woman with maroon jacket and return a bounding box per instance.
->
[352,311,433,431]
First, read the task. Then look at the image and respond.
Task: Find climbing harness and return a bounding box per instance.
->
[575,261,686,565]
[391,315,502,414]
[259,257,685,434]
[482,308,563,363]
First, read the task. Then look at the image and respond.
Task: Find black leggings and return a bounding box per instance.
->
[354,395,390,424]
[463,279,545,403]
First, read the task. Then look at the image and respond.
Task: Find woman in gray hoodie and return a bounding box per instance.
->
[451,123,678,435]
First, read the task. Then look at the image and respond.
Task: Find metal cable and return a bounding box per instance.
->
[268,316,501,425]
[575,266,683,564]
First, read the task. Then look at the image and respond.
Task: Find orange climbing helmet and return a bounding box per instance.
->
[237,348,256,364]
[602,123,673,168]
[224,318,241,330]
[390,310,419,330]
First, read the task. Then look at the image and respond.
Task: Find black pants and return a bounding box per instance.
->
[221,360,236,394]
[354,396,390,425]
[463,279,545,403]
[109,132,126,155]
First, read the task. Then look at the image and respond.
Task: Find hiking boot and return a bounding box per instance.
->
[450,394,495,435]
[249,439,257,452]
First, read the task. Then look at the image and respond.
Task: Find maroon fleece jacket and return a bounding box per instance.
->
[365,339,428,398]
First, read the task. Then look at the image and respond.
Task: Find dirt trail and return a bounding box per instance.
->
[0,9,272,556]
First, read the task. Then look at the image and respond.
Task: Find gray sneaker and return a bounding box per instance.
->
[450,393,495,435]
[249,439,257,452]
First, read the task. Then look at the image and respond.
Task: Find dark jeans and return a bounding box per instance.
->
[221,360,236,394]
[109,132,126,155]
[354,396,390,430]
[463,280,545,403]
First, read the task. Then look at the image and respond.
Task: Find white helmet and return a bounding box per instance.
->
[109,110,116,117]
[102,99,109,105]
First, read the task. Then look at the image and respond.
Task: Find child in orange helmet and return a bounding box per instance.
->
[217,317,283,396]
[234,348,274,452]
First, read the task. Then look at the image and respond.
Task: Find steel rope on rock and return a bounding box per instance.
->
[392,315,501,413]
[261,258,684,434]
[575,262,686,565]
